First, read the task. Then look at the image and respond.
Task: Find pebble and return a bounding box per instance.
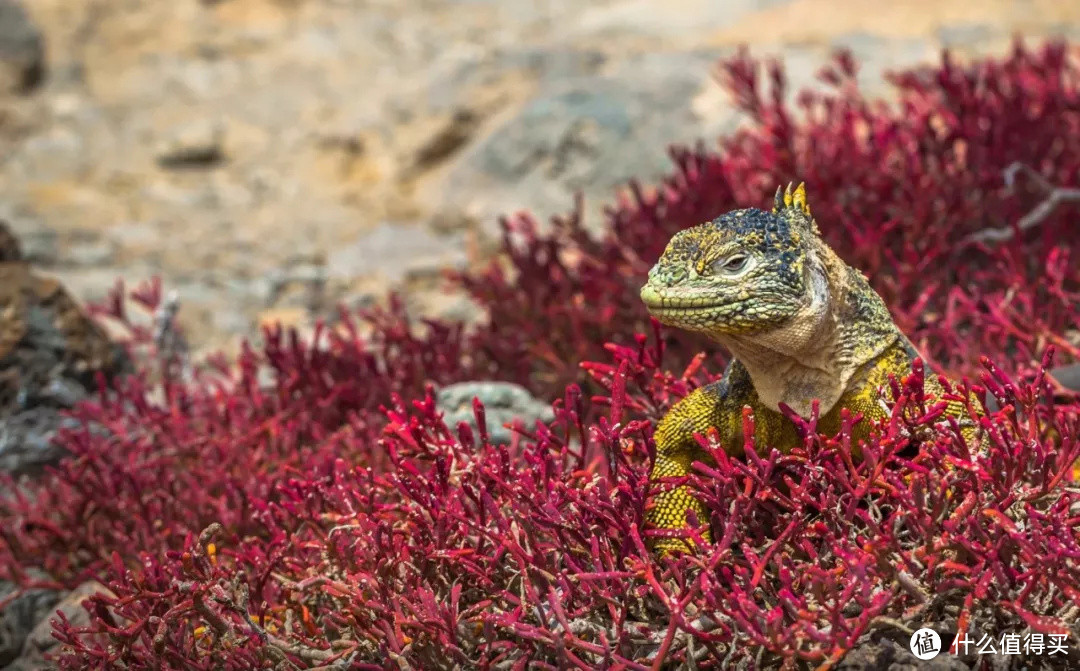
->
[155,119,227,169]
[437,381,555,446]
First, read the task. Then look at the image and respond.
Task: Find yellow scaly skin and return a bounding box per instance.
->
[640,183,974,555]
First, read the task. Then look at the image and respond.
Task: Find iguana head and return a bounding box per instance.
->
[640,183,830,341]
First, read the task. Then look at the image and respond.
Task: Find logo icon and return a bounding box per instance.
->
[910,628,942,660]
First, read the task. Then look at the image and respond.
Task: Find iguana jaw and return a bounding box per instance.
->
[639,281,803,336]
[639,285,762,332]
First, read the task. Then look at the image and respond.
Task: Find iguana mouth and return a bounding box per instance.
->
[643,300,728,311]
[644,303,730,317]
[639,284,730,312]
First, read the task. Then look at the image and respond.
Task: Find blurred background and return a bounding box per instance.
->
[0,0,1076,358]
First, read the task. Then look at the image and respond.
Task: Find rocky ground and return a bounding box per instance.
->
[0,0,1078,359]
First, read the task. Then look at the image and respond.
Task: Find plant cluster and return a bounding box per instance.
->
[1,41,1079,669]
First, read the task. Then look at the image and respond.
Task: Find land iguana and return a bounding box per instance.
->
[639,183,975,555]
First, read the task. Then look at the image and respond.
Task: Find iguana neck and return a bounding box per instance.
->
[713,246,899,418]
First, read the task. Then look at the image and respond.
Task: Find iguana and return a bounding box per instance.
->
[639,183,975,555]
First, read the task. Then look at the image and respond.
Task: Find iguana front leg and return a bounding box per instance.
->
[646,361,802,556]
[647,381,730,556]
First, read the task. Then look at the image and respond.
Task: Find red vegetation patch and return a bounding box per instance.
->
[1,41,1079,669]
[459,42,1080,391]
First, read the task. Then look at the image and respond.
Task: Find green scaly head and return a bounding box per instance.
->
[640,182,829,341]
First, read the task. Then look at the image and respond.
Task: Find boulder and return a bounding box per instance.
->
[0,221,128,477]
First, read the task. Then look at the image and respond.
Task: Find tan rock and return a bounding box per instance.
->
[706,0,1080,46]
[19,581,117,663]
[5,0,1074,360]
[257,306,309,331]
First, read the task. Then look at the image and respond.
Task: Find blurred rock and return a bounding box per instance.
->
[0,220,22,261]
[326,222,467,287]
[402,108,485,177]
[1050,363,1080,393]
[0,0,44,94]
[437,381,554,445]
[65,236,116,268]
[0,0,1074,357]
[2,653,51,670]
[434,50,739,234]
[156,119,226,169]
[0,570,61,668]
[0,408,83,476]
[7,228,57,266]
[0,221,128,477]
[17,580,116,666]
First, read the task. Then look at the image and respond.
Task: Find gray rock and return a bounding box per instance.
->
[9,229,57,266]
[16,130,88,183]
[1050,363,1080,394]
[435,49,740,234]
[64,238,116,268]
[0,0,44,94]
[326,222,466,286]
[37,377,87,408]
[0,408,82,477]
[418,48,608,115]
[406,290,485,327]
[0,222,129,477]
[0,570,61,667]
[2,656,54,670]
[0,218,22,262]
[936,23,1000,50]
[18,581,116,665]
[437,381,554,445]
[565,0,793,42]
[23,305,69,357]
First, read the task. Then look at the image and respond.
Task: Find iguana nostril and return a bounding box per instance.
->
[646,264,685,287]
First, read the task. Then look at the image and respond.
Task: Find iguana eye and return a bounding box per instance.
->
[712,254,754,277]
